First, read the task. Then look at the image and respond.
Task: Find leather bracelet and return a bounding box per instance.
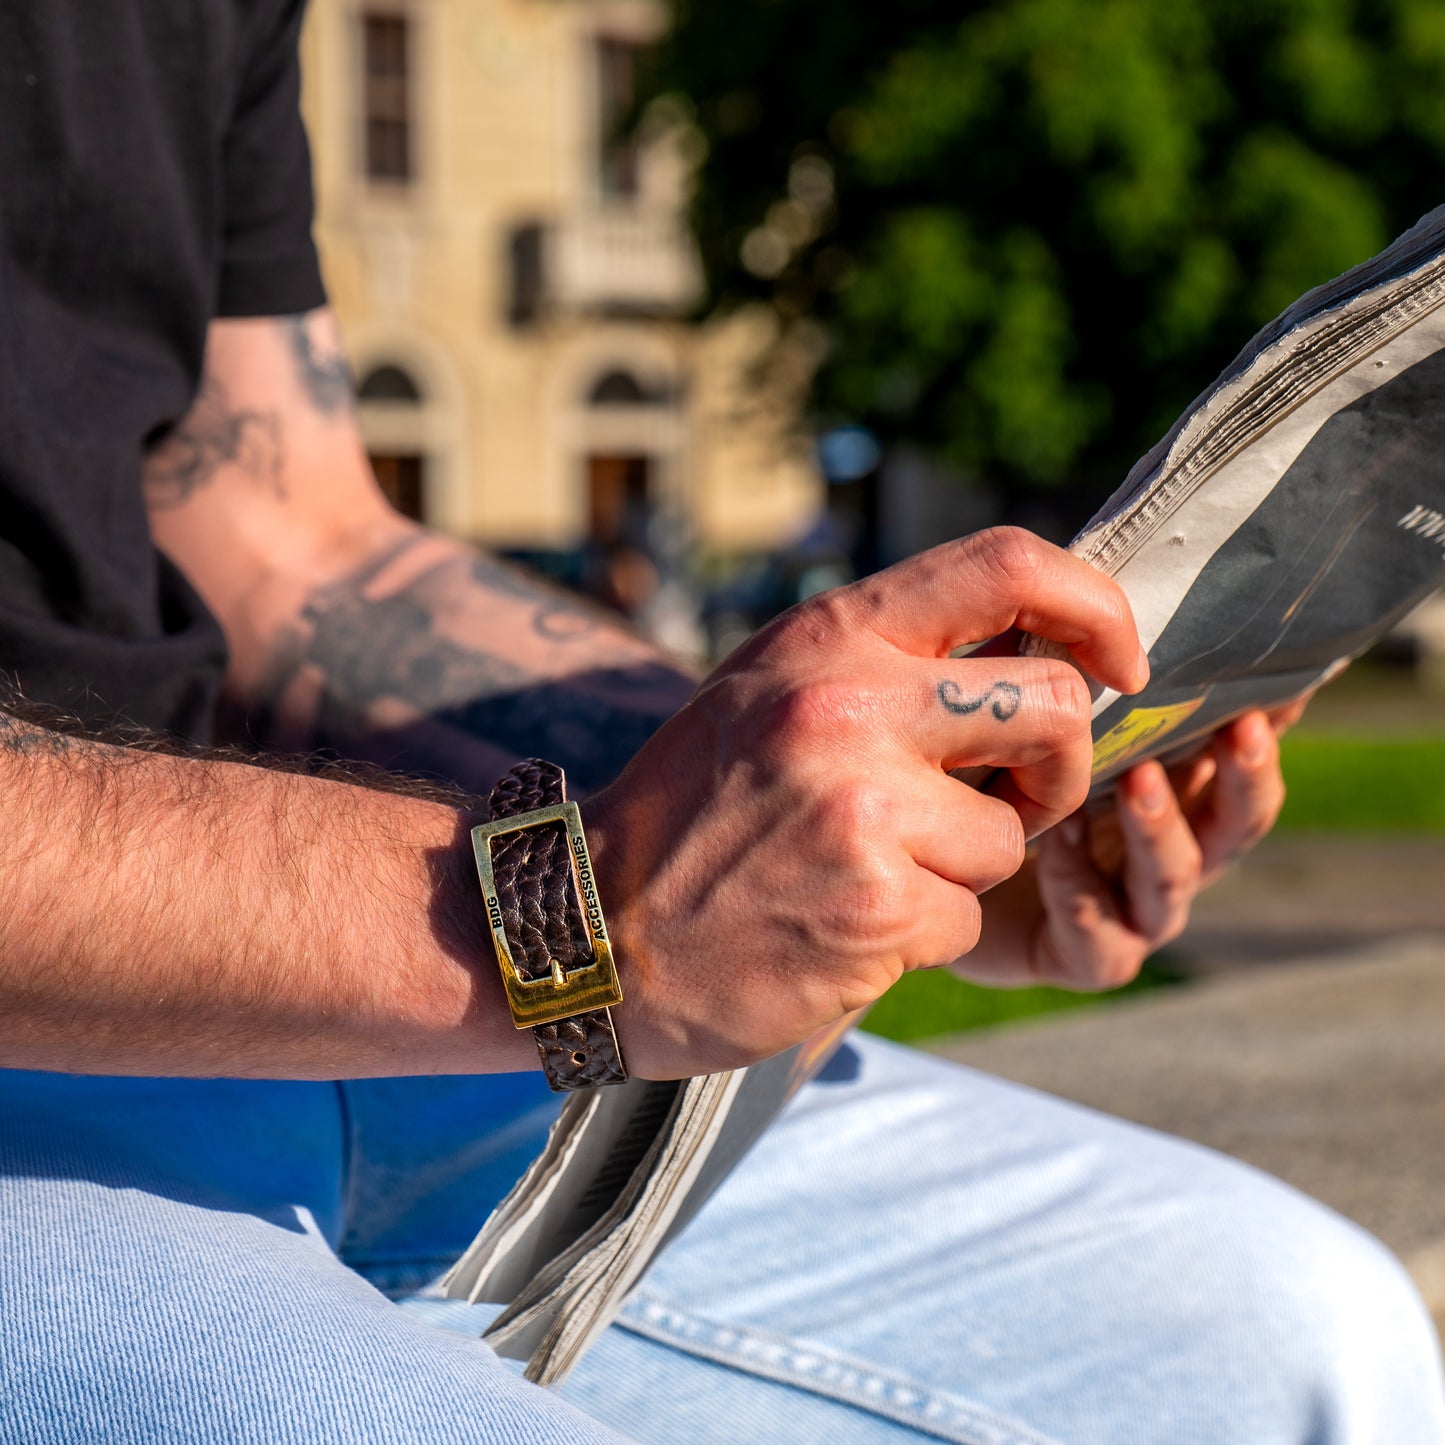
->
[472,759,628,1091]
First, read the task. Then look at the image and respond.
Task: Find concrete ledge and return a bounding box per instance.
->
[929,935,1445,1328]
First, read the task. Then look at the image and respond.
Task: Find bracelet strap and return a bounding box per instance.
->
[483,760,628,1091]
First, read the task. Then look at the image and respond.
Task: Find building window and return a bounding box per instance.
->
[358,363,423,403]
[507,223,545,327]
[595,36,641,199]
[362,13,412,183]
[371,453,425,520]
[588,368,651,406]
[588,454,650,546]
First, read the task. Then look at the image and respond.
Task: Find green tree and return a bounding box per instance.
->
[647,0,1445,508]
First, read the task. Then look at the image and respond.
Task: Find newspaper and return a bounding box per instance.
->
[443,1018,855,1384]
[446,205,1445,1385]
[1032,202,1445,786]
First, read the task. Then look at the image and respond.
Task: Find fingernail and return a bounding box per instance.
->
[1131,764,1168,816]
[1133,643,1151,691]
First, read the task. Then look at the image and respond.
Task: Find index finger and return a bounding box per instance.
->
[844,527,1148,697]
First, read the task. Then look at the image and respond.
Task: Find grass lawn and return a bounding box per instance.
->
[1274,733,1445,831]
[863,722,1445,1044]
[861,956,1181,1043]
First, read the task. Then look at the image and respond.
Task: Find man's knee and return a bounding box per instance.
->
[1174,1158,1445,1438]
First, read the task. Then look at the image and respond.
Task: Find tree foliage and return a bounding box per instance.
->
[647,0,1445,500]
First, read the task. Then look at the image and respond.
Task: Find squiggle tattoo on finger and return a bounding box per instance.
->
[937,679,1023,722]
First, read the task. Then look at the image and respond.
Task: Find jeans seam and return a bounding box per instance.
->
[616,1291,1063,1445]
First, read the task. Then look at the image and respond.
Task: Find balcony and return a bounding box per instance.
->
[509,208,703,323]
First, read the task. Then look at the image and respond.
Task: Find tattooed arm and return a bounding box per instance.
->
[145,311,689,796]
[0,311,1270,1077]
[0,519,1151,1078]
[142,314,1288,1050]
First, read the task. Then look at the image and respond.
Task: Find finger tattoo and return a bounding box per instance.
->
[937,679,1022,722]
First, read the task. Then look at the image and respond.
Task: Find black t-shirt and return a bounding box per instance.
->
[0,1,326,740]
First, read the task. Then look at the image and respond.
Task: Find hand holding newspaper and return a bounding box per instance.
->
[447,204,1445,1385]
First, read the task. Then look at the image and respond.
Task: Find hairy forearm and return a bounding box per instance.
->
[0,710,535,1077]
[137,313,1116,1033]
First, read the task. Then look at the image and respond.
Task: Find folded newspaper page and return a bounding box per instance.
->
[1032,202,1445,786]
[443,1017,855,1385]
[447,204,1445,1385]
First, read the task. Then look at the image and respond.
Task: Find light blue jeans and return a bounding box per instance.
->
[0,1035,1440,1443]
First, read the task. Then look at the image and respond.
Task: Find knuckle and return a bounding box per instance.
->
[1096,947,1146,989]
[814,778,895,855]
[957,893,984,955]
[802,587,855,634]
[1061,891,1106,937]
[1151,845,1201,911]
[1155,873,1196,915]
[970,525,1048,590]
[1032,749,1094,821]
[836,573,888,625]
[1250,767,1287,820]
[848,866,910,937]
[1154,914,1188,947]
[772,592,849,651]
[1038,660,1093,731]
[769,678,866,744]
[1267,777,1287,825]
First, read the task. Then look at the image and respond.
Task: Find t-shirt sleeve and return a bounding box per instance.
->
[216,0,327,318]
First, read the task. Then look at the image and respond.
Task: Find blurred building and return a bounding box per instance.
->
[298,0,821,555]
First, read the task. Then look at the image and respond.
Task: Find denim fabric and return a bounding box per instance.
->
[1,1037,1440,1443]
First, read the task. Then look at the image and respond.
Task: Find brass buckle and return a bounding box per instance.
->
[470,801,624,1029]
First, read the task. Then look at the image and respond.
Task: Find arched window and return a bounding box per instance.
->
[358,363,423,403]
[587,368,651,406]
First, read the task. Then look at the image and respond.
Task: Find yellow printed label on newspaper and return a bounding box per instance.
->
[1091,698,1205,776]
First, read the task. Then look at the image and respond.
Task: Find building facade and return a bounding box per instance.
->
[298,0,822,557]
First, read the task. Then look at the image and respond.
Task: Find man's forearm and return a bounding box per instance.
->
[233,525,694,796]
[143,311,695,797]
[0,709,535,1078]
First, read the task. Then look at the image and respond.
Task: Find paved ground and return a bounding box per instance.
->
[1174,832,1445,970]
[931,824,1445,1336]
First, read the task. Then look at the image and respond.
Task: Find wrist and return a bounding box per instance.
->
[423,802,541,1075]
[470,761,630,1088]
[579,783,679,1080]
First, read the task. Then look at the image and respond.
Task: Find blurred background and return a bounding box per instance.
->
[300,0,1445,1319]
[298,0,1445,1013]
[299,0,1445,663]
